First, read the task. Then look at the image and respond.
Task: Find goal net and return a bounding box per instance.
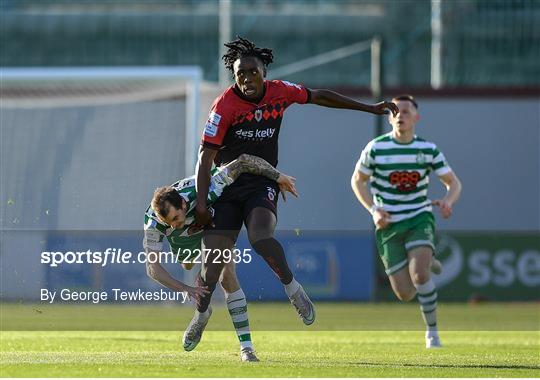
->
[0,66,225,231]
[1,67,225,300]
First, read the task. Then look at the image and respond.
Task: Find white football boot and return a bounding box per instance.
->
[425,331,442,348]
[240,347,260,362]
[289,285,316,325]
[182,306,212,351]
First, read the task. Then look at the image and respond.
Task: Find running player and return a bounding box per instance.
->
[351,94,462,348]
[143,153,298,361]
[189,37,399,346]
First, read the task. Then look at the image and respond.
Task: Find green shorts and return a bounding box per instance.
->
[169,234,203,263]
[375,212,436,276]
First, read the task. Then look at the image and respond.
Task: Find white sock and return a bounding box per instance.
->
[195,309,211,322]
[284,278,300,297]
[415,279,438,334]
[226,289,253,350]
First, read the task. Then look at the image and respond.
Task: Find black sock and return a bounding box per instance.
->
[252,238,293,284]
[195,274,216,313]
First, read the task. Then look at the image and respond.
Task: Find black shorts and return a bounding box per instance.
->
[206,174,279,241]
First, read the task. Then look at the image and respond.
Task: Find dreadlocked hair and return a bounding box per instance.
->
[222,36,274,72]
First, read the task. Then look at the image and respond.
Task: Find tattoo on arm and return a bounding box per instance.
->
[225,154,280,181]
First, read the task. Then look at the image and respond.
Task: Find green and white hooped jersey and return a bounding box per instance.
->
[356,133,452,223]
[142,167,233,257]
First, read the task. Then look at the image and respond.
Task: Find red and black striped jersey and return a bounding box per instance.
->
[201,80,310,167]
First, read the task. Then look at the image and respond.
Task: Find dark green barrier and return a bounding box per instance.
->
[377,232,540,301]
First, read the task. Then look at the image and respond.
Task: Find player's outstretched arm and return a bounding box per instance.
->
[309,89,399,116]
[224,154,299,200]
[145,249,209,302]
[432,171,462,219]
[195,146,218,227]
[224,154,280,181]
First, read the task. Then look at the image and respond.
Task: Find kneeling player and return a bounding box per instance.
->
[351,95,462,348]
[143,154,297,361]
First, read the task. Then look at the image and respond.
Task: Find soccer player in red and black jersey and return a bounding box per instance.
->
[183,37,399,353]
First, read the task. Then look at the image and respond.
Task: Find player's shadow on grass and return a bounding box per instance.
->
[351,362,540,370]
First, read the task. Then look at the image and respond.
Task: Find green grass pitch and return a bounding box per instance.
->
[1,303,539,377]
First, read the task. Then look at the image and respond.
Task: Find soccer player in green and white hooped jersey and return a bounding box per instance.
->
[351,95,462,348]
[143,153,298,361]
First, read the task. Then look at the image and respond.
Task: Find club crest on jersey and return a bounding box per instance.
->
[254,109,263,122]
[416,152,426,165]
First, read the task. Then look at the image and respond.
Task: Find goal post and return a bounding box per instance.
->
[1,66,203,176]
[1,66,213,299]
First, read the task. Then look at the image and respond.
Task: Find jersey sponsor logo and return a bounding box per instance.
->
[235,127,275,140]
[179,179,194,188]
[144,230,163,245]
[145,238,159,245]
[282,80,302,90]
[235,128,276,140]
[208,111,222,126]
[204,122,218,137]
[389,170,420,192]
[267,186,276,201]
